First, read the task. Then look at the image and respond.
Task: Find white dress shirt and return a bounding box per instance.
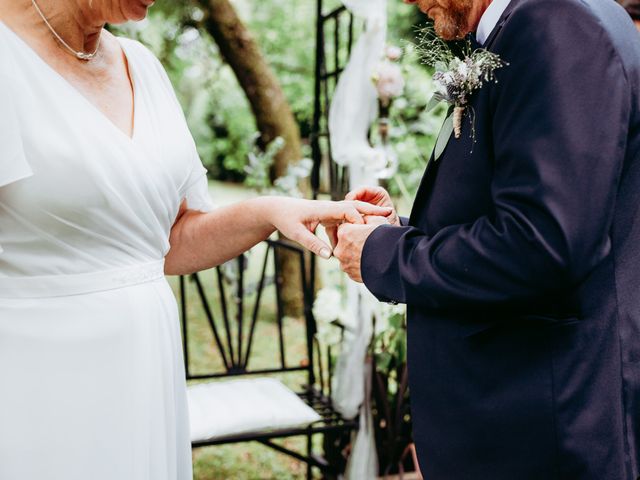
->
[476,0,513,45]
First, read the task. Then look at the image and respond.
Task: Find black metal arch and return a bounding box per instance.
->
[311,0,357,202]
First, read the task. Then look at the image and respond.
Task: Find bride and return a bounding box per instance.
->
[0,1,391,479]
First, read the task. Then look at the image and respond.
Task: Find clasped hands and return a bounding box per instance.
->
[268,187,399,283]
[328,186,400,283]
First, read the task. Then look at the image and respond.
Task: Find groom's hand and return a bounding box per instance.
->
[334,216,389,282]
[345,187,400,226]
[267,198,392,259]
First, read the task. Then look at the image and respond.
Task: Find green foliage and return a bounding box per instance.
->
[244,136,286,191]
[380,43,447,199]
[235,0,317,136]
[372,305,407,401]
[113,4,256,180]
[243,136,313,198]
[112,1,442,196]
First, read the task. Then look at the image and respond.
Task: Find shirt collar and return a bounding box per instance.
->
[476,0,513,45]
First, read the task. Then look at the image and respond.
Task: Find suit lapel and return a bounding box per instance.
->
[409,0,522,227]
[409,151,435,226]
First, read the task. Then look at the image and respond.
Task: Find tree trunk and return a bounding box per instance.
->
[197,0,305,315]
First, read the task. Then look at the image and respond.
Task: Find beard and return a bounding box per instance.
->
[429,0,474,40]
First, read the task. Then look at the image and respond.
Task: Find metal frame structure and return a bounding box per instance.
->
[179,240,356,479]
[310,0,356,203]
[309,0,359,300]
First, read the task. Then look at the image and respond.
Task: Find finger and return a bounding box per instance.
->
[365,215,390,226]
[315,201,363,226]
[345,187,368,202]
[352,201,393,217]
[325,225,339,249]
[290,226,333,259]
[337,205,365,225]
[333,244,344,261]
[345,187,382,203]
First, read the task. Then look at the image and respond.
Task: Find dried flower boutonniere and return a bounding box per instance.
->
[417,25,507,161]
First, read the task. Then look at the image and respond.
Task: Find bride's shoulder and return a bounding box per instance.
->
[112,32,176,93]
[114,33,164,72]
[0,21,18,78]
[0,17,33,188]
[0,18,11,48]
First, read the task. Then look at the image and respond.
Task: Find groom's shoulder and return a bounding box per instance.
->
[505,0,637,43]
[501,0,640,77]
[509,0,624,21]
[497,0,640,62]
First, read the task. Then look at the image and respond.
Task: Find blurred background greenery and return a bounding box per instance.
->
[113,0,443,200]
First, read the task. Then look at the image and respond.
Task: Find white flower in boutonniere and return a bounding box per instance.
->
[417,25,507,161]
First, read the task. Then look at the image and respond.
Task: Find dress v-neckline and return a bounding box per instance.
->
[0,21,139,143]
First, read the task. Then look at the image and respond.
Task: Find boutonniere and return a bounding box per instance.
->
[418,25,507,161]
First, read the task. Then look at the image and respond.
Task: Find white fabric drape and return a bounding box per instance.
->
[344,358,378,480]
[328,1,388,478]
[331,282,376,419]
[328,0,388,189]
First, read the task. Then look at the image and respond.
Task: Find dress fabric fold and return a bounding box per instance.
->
[0,34,33,189]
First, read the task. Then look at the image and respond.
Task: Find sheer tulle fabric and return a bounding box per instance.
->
[326,1,387,477]
[0,23,213,480]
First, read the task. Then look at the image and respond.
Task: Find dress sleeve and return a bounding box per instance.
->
[181,148,216,213]
[0,41,33,188]
[128,38,216,213]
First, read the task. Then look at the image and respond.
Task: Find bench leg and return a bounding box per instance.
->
[307,432,313,480]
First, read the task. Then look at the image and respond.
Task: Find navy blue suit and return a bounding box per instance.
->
[361,0,640,478]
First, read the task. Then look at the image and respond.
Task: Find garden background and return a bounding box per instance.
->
[112,1,445,478]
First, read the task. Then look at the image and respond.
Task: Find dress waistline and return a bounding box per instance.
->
[0,260,166,298]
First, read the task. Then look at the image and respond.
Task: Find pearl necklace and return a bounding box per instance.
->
[31,0,100,61]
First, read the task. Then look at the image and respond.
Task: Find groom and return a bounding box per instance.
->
[333,0,640,478]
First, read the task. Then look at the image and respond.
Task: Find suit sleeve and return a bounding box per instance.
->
[361,0,631,311]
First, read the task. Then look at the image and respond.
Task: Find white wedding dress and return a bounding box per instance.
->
[0,23,214,480]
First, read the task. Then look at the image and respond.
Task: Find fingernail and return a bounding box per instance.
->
[319,248,332,259]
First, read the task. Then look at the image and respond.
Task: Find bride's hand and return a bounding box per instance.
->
[265,197,392,259]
